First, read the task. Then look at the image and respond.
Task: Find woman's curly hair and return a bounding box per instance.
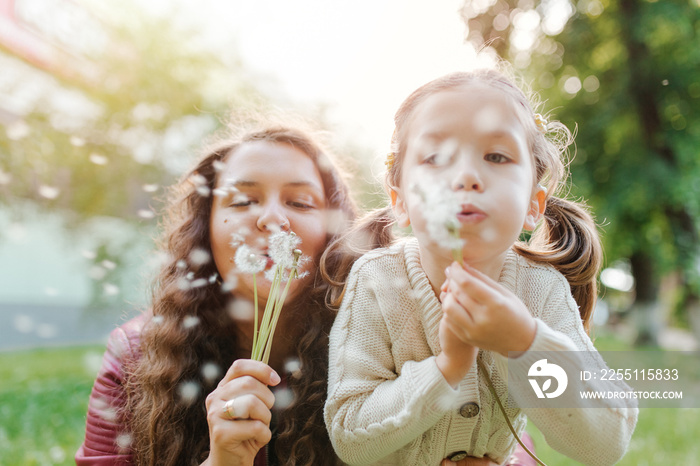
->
[124,124,356,466]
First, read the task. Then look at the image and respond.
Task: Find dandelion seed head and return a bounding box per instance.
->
[411,180,465,252]
[38,185,60,199]
[89,153,109,165]
[201,362,222,383]
[234,245,266,274]
[182,315,200,329]
[228,299,254,321]
[189,248,210,266]
[142,184,159,193]
[268,231,302,270]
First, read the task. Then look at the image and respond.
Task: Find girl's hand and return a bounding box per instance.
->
[202,359,281,466]
[441,456,501,465]
[442,262,536,357]
[436,304,479,387]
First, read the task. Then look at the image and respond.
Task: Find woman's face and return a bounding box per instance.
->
[209,141,328,304]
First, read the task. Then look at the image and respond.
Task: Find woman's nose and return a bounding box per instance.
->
[256,203,290,233]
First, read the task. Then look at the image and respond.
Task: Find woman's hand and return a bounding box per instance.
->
[441,262,536,357]
[202,359,281,466]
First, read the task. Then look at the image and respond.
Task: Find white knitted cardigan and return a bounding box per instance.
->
[325,238,637,466]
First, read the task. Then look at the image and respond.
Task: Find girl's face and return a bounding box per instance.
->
[392,83,544,272]
[209,141,328,304]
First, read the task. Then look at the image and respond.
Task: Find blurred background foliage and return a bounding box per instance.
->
[461,0,700,346]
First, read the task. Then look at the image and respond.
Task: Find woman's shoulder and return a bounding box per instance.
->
[106,313,149,363]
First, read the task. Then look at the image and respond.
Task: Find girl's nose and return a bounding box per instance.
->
[452,160,483,192]
[256,203,290,232]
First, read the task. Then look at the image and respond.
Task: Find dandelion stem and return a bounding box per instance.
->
[252,273,259,353]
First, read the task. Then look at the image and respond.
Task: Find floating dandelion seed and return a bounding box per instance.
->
[6,120,30,140]
[212,187,229,197]
[103,283,120,296]
[190,174,207,186]
[186,271,195,280]
[176,259,187,269]
[284,358,301,378]
[177,380,201,405]
[137,209,155,219]
[14,314,34,333]
[212,160,226,172]
[221,274,238,292]
[44,287,59,296]
[89,153,108,165]
[196,185,211,197]
[116,433,133,451]
[323,209,349,235]
[229,232,246,248]
[0,169,12,185]
[228,299,255,321]
[189,248,210,266]
[49,446,66,463]
[89,266,107,280]
[37,323,58,338]
[38,185,60,199]
[83,352,103,375]
[177,277,191,291]
[190,278,208,288]
[142,184,159,193]
[273,387,294,409]
[202,362,222,383]
[182,315,200,329]
[70,136,86,146]
[101,260,117,270]
[81,250,97,260]
[151,315,164,325]
[208,273,218,284]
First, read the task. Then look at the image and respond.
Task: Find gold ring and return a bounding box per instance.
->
[223,399,236,420]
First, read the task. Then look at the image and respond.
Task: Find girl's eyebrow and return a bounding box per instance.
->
[226,179,323,192]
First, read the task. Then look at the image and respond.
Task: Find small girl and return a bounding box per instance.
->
[323,69,638,466]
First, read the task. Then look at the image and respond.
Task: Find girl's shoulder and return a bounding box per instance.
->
[504,248,571,291]
[350,237,415,271]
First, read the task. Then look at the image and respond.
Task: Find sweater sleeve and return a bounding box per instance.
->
[493,270,638,466]
[324,259,459,465]
[75,317,143,465]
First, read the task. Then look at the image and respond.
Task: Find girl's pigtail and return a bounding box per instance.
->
[515,196,602,333]
[321,206,395,309]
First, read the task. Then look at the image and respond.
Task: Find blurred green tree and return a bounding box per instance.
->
[0,0,265,309]
[462,0,700,345]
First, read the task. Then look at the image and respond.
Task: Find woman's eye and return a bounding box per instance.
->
[289,200,315,210]
[485,153,510,163]
[229,195,256,207]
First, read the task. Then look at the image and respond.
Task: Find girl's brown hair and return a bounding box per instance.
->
[325,69,601,331]
[126,125,356,465]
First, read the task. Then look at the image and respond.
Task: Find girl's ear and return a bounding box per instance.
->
[523,185,547,231]
[389,186,411,228]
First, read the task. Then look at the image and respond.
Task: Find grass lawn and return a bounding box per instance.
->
[0,345,104,465]
[0,335,698,465]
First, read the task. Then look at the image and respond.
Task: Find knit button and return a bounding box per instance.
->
[458,402,480,418]
[448,451,468,461]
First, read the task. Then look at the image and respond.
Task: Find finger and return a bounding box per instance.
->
[211,418,272,447]
[220,376,276,410]
[447,264,500,306]
[220,394,273,425]
[441,292,475,329]
[219,359,281,388]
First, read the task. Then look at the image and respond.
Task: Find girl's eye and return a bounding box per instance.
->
[421,153,438,165]
[485,153,510,163]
